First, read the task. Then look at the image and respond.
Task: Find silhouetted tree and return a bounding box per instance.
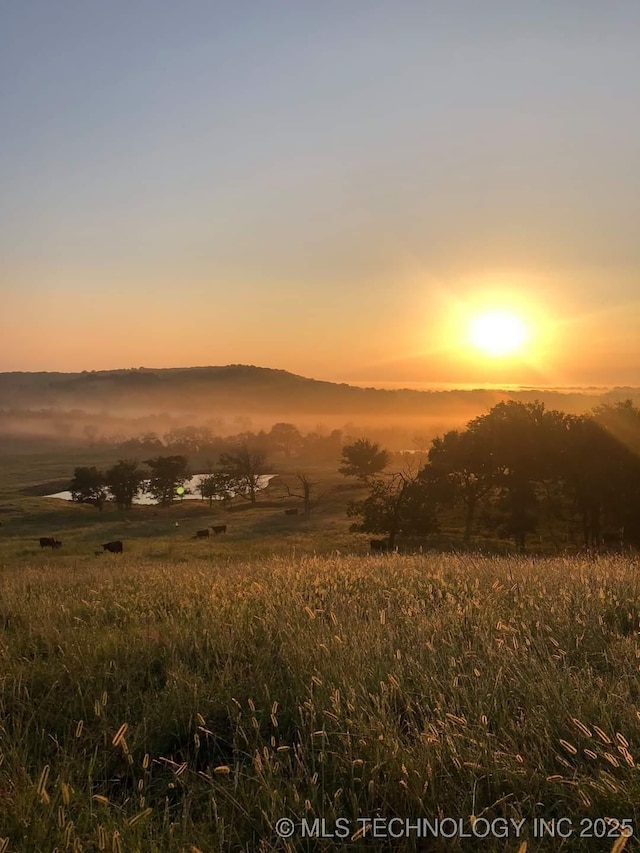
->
[106,459,145,510]
[339,438,390,483]
[424,428,497,546]
[424,401,571,551]
[598,402,640,548]
[218,445,267,504]
[593,400,640,457]
[280,472,325,516]
[562,404,640,549]
[198,472,236,509]
[269,423,303,458]
[70,466,108,510]
[347,472,438,550]
[143,455,190,506]
[466,401,569,551]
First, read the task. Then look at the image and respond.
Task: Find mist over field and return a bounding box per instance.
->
[1,365,638,450]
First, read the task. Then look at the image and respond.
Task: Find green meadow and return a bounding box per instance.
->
[1,447,639,852]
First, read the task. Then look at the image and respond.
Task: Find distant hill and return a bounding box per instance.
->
[1,364,638,422]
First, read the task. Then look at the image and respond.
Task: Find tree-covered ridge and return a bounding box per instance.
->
[0,364,638,417]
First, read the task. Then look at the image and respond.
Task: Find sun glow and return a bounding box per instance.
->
[468,310,530,357]
[422,271,556,382]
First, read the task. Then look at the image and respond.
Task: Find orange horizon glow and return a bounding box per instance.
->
[1,264,639,388]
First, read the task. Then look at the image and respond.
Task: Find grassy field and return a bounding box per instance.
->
[2,446,640,851]
[2,549,640,852]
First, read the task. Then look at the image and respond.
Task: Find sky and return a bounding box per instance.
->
[1,0,639,387]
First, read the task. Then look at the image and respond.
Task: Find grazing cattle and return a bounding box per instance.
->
[194,529,210,539]
[211,524,227,534]
[102,540,123,553]
[39,537,62,549]
[284,508,299,516]
[370,539,388,553]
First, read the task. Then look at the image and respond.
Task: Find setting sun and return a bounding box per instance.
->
[468,310,530,357]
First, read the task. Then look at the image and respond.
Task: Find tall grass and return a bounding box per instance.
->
[1,552,639,851]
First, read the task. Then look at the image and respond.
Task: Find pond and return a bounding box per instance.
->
[44,474,277,505]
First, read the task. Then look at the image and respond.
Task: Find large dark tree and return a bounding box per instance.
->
[143,455,190,506]
[106,459,145,510]
[409,398,640,553]
[347,472,438,550]
[595,402,640,548]
[467,401,570,551]
[424,428,497,546]
[562,403,640,549]
[339,438,390,483]
[561,415,609,548]
[70,466,108,511]
[198,472,237,509]
[425,401,570,551]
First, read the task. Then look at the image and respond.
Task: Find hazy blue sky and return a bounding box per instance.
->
[2,1,639,385]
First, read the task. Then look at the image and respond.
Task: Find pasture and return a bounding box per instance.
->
[1,445,640,851]
[1,549,640,852]
[0,441,369,566]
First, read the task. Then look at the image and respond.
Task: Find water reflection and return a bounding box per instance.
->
[45,474,276,505]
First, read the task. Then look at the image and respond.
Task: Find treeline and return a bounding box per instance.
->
[2,365,638,418]
[69,445,273,511]
[346,400,640,552]
[117,422,346,463]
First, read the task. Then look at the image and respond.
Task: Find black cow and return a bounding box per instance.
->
[194,529,210,539]
[102,540,123,553]
[284,508,299,516]
[211,525,227,534]
[39,537,62,549]
[370,539,388,553]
